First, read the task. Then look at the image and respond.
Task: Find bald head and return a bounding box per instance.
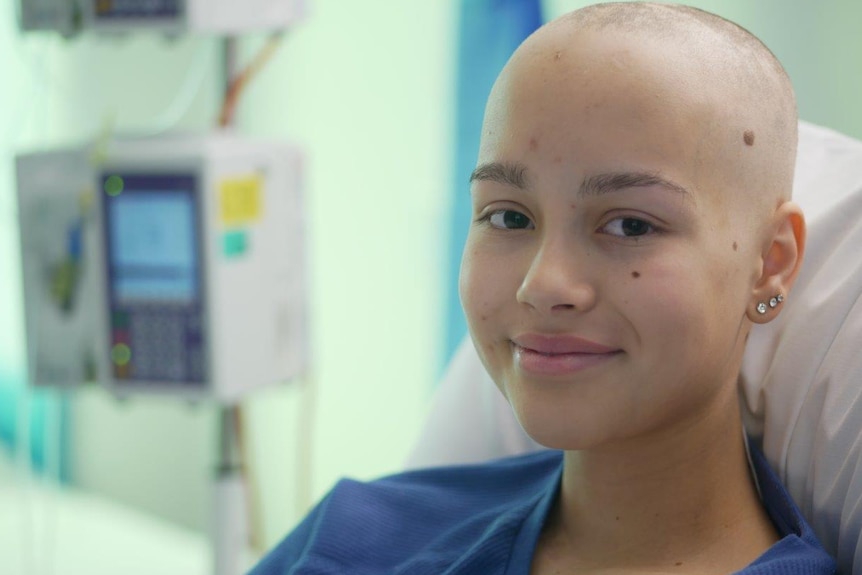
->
[556,3,798,177]
[482,2,798,226]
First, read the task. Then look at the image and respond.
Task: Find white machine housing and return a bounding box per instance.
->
[16,133,307,403]
[18,0,305,34]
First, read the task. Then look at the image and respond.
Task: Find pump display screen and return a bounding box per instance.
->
[93,0,181,21]
[109,191,196,301]
[101,173,206,386]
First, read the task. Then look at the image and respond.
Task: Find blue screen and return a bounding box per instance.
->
[108,190,197,301]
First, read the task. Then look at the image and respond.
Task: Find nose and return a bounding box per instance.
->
[515,238,597,314]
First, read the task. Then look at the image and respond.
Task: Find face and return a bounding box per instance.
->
[460,30,764,450]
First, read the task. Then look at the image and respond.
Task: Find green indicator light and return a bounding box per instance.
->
[111,343,132,366]
[104,175,124,197]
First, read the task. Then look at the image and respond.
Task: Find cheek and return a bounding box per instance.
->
[625,251,749,361]
[459,246,503,327]
[459,244,517,389]
[458,246,479,319]
[459,239,528,361]
[619,258,716,343]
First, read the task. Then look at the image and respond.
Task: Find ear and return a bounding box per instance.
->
[747,201,806,323]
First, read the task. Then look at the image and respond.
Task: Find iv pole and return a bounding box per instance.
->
[213,401,246,575]
[212,37,247,575]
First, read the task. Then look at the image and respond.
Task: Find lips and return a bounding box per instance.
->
[511,333,622,376]
[512,333,620,355]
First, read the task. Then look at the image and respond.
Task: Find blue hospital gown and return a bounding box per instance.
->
[249,443,835,574]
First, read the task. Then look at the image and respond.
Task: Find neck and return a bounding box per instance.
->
[544,397,777,573]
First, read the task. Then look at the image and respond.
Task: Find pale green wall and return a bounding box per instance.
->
[237,0,456,545]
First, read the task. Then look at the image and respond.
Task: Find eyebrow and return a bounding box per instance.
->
[579,171,692,200]
[469,162,529,189]
[470,161,692,201]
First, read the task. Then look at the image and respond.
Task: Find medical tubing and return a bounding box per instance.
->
[117,38,216,137]
[8,32,215,146]
[218,32,286,128]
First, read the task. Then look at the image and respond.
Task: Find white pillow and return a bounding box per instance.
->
[741,121,862,574]
[407,121,862,575]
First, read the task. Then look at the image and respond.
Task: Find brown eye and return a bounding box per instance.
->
[489,210,534,230]
[602,217,654,238]
[621,218,650,236]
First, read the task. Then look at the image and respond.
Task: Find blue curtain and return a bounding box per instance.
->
[444,0,543,366]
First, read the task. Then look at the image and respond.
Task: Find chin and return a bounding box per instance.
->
[505,379,625,451]
[514,407,606,451]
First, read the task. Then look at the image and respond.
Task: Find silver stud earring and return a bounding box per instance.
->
[757,293,784,314]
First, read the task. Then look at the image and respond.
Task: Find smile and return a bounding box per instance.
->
[511,334,622,377]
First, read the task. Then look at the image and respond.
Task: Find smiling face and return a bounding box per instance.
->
[460,25,787,450]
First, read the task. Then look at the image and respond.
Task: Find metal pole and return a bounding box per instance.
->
[213,404,246,575]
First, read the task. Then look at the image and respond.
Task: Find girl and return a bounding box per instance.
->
[251,4,836,574]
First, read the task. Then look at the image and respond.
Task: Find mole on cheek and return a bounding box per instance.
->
[529,137,539,151]
[743,130,755,146]
[631,271,641,278]
[554,51,562,61]
[733,241,738,252]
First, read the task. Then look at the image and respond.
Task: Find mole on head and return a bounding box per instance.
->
[743,130,755,146]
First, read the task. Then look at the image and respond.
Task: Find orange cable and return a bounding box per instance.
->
[218,33,285,128]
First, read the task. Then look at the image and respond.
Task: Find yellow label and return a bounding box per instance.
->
[220,175,263,226]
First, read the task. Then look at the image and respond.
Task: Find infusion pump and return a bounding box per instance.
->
[16,134,307,403]
[19,0,305,35]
